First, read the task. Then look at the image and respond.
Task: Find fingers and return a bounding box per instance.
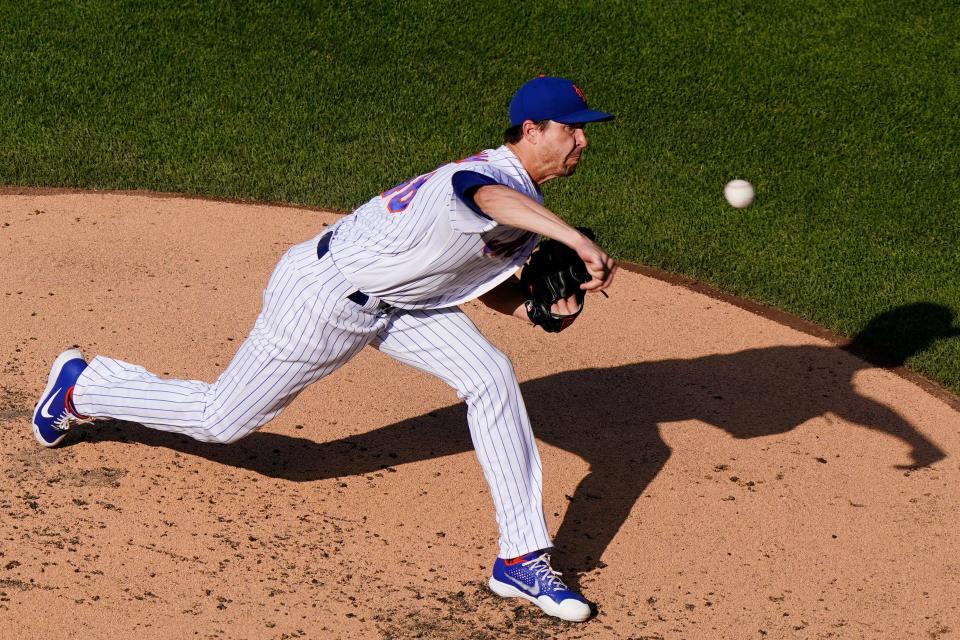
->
[573,233,617,292]
[550,293,582,316]
[581,259,617,291]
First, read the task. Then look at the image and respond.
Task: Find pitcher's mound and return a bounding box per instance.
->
[1,192,958,639]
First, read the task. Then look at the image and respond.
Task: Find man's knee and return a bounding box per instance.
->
[464,348,520,399]
[200,412,264,444]
[205,427,250,445]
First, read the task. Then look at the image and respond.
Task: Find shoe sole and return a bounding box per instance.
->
[32,348,84,448]
[488,576,591,623]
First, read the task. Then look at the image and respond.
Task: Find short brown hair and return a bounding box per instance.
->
[503,119,549,144]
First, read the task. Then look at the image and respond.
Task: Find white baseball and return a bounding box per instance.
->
[724,179,755,208]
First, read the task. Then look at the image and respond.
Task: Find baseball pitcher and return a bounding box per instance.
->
[32,76,616,622]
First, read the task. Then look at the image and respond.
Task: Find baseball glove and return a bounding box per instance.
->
[521,228,595,333]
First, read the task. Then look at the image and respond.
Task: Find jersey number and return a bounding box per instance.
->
[381,171,436,213]
[381,152,488,213]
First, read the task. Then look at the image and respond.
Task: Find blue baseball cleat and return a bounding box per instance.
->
[489,551,592,622]
[32,348,92,447]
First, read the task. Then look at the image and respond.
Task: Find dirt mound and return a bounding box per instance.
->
[1,193,958,638]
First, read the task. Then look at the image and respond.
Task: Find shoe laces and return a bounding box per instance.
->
[52,410,96,432]
[523,553,569,590]
[52,387,96,432]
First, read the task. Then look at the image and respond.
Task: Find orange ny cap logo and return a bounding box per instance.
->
[572,83,586,103]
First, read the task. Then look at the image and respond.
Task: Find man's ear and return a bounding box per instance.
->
[522,119,543,143]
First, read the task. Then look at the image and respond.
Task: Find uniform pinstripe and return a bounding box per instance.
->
[74,238,385,444]
[330,146,539,308]
[71,145,553,558]
[373,308,550,556]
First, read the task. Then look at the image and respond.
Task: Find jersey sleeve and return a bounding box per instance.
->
[448,166,508,233]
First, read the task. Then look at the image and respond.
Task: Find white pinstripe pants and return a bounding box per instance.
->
[72,234,551,558]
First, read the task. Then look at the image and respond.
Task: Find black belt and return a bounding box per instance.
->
[317,234,395,313]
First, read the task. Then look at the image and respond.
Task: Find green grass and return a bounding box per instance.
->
[2,1,959,393]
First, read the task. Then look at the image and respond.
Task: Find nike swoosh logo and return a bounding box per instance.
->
[504,573,539,597]
[41,388,61,419]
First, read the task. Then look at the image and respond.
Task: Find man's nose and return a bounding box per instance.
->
[576,128,588,148]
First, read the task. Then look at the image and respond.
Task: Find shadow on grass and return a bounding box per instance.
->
[78,303,958,575]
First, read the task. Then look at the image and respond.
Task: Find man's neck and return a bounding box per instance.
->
[506,142,548,185]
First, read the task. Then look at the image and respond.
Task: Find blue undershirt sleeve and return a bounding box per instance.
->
[452,170,502,219]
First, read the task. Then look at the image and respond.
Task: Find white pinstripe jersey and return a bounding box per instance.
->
[328,145,541,309]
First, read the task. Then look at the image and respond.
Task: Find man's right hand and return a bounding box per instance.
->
[574,233,617,292]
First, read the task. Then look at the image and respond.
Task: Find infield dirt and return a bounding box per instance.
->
[1,193,958,639]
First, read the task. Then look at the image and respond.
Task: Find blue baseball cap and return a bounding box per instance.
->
[509,76,615,127]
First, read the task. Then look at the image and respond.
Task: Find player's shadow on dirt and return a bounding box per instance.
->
[82,302,958,575]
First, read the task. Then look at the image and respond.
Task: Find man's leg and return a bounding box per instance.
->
[67,236,387,444]
[371,307,552,558]
[372,308,591,621]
